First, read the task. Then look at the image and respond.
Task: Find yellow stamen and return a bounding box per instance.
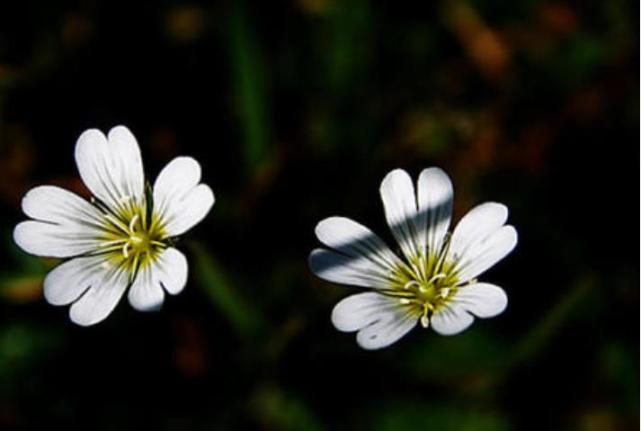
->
[428,273,446,284]
[128,214,139,232]
[404,280,420,290]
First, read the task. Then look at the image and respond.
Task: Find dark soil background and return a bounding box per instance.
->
[0,1,637,429]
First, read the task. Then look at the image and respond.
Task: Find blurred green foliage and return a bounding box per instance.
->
[227,2,271,174]
[368,402,510,431]
[190,240,265,338]
[0,323,61,386]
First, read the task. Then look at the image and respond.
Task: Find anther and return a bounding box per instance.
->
[420,314,429,328]
[440,287,450,298]
[123,242,131,258]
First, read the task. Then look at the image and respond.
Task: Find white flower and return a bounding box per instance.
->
[309,167,517,350]
[13,126,215,326]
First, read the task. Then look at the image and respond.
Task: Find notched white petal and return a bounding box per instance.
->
[314,217,402,270]
[108,125,145,199]
[309,248,392,289]
[127,247,188,312]
[431,283,507,336]
[21,185,105,227]
[154,156,202,196]
[164,184,214,236]
[448,202,508,260]
[43,256,106,306]
[153,157,215,237]
[331,292,417,350]
[430,303,474,336]
[69,266,129,326]
[75,125,144,211]
[417,167,453,254]
[454,283,508,318]
[128,265,165,312]
[380,169,421,261]
[455,225,518,282]
[14,221,101,258]
[153,247,188,295]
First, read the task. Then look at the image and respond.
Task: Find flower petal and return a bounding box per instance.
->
[431,283,507,336]
[453,283,507,318]
[75,126,144,212]
[417,167,453,255]
[21,185,106,229]
[314,216,402,273]
[14,221,102,258]
[454,225,517,282]
[331,292,417,350]
[128,263,164,312]
[447,202,508,261]
[153,157,215,237]
[164,184,214,236]
[69,264,130,326]
[309,248,393,289]
[43,255,108,305]
[154,247,188,295]
[14,185,110,258]
[127,247,188,311]
[380,169,421,260]
[430,303,474,336]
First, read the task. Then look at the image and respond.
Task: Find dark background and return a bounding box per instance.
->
[0,1,638,429]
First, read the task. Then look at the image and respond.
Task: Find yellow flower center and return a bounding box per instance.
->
[384,246,462,328]
[94,195,169,274]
